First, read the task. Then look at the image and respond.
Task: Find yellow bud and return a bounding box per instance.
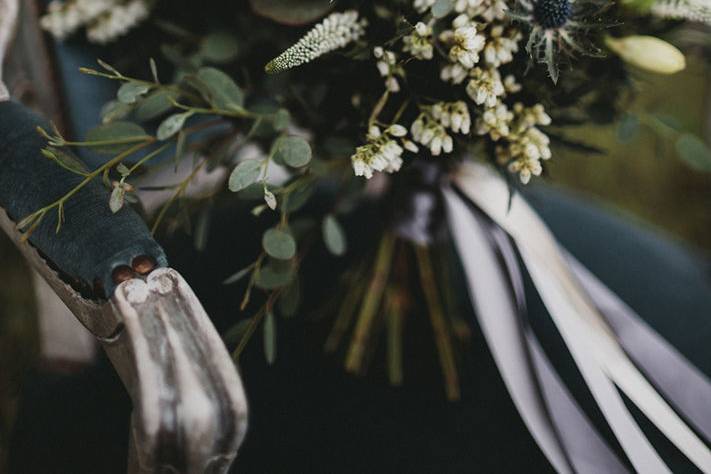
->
[605,35,686,74]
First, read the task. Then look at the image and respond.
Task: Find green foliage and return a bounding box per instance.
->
[199,32,239,63]
[249,0,333,25]
[117,81,151,104]
[322,214,347,256]
[194,67,245,112]
[432,0,455,18]
[262,228,297,260]
[157,112,193,140]
[85,121,149,154]
[274,136,312,168]
[229,160,263,192]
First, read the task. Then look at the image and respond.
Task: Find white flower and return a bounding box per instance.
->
[266,10,367,74]
[483,25,522,67]
[351,125,415,179]
[454,0,508,22]
[431,101,471,134]
[476,102,513,140]
[440,63,469,84]
[87,0,150,44]
[466,67,505,108]
[440,19,485,69]
[374,48,403,93]
[411,113,455,156]
[488,102,553,184]
[403,22,434,60]
[40,0,151,43]
[413,0,437,13]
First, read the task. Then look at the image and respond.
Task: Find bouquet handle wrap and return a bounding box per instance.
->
[444,162,711,473]
[0,100,167,298]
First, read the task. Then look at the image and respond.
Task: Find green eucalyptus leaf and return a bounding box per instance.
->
[249,0,333,25]
[273,109,291,131]
[262,228,296,260]
[109,186,125,213]
[117,81,151,104]
[264,188,278,210]
[44,148,88,175]
[101,100,132,123]
[432,0,455,18]
[85,121,149,154]
[196,67,244,111]
[255,262,294,289]
[157,112,192,140]
[274,136,312,168]
[200,32,239,63]
[263,310,277,365]
[675,133,711,172]
[228,160,263,192]
[223,264,255,285]
[134,90,175,122]
[322,214,346,256]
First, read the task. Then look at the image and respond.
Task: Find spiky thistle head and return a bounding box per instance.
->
[265,10,367,74]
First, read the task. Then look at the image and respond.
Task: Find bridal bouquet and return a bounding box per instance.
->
[25,1,711,468]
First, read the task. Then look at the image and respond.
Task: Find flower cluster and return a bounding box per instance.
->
[265,11,367,74]
[403,22,435,60]
[374,47,404,93]
[41,0,152,44]
[351,125,417,179]
[479,103,553,183]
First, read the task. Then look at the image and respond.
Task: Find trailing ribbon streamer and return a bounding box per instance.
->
[443,191,629,473]
[444,162,711,473]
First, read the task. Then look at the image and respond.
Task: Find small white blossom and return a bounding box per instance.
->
[413,0,437,13]
[431,101,471,134]
[351,125,415,179]
[483,25,522,67]
[41,0,152,43]
[411,113,455,156]
[485,103,553,184]
[403,22,434,60]
[266,11,367,74]
[454,0,508,22]
[440,63,469,84]
[440,18,485,69]
[374,47,403,93]
[476,102,513,141]
[466,67,505,107]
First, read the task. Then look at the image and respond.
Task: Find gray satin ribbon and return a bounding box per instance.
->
[566,254,711,443]
[443,187,629,473]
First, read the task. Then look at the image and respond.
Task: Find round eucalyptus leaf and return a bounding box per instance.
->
[262,228,297,260]
[255,263,294,289]
[274,136,312,168]
[228,160,263,192]
[200,32,239,63]
[432,0,455,18]
[117,81,151,104]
